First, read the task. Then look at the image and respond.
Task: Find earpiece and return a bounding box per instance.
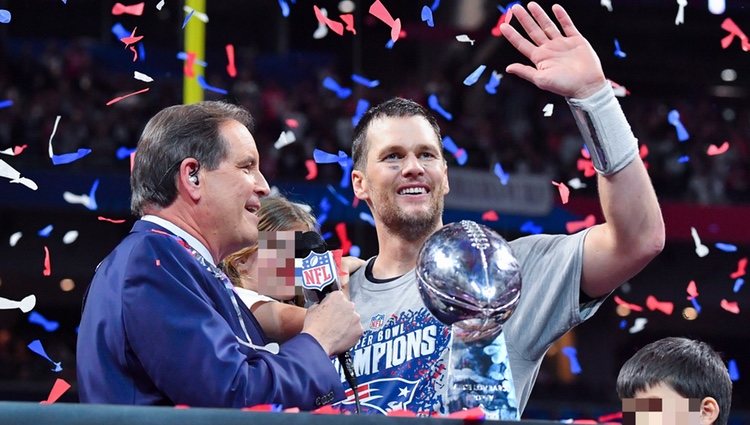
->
[189,168,199,185]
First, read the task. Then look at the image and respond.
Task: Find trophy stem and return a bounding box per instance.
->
[446,325,519,420]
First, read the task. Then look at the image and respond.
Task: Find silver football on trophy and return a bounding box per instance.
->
[416,220,521,341]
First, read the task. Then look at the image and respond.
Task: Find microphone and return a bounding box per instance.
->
[294,231,361,414]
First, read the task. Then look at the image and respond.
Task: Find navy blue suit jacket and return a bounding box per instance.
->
[77,220,343,409]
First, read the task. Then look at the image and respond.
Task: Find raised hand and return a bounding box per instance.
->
[500,2,607,99]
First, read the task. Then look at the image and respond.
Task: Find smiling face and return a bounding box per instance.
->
[200,120,270,261]
[352,115,449,242]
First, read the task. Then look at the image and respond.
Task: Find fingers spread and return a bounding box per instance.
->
[510,3,549,46]
[500,23,536,61]
[552,4,581,37]
[528,2,562,39]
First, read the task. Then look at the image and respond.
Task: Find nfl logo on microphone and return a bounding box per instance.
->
[300,251,336,290]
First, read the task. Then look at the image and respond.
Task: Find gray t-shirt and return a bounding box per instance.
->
[334,229,606,415]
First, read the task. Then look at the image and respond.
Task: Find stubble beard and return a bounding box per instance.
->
[377,191,444,243]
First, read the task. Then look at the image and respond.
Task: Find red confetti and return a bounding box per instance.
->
[13,144,28,155]
[174,404,190,409]
[98,216,127,223]
[313,5,344,35]
[311,405,340,415]
[243,404,278,411]
[43,246,51,276]
[129,45,138,62]
[111,2,144,16]
[332,249,346,278]
[39,378,71,404]
[720,299,740,314]
[730,257,747,279]
[490,10,513,37]
[566,214,596,234]
[613,295,644,312]
[720,18,750,51]
[340,14,356,34]
[481,210,499,221]
[225,44,237,78]
[120,26,143,48]
[581,147,591,159]
[646,295,674,315]
[368,0,401,42]
[183,51,196,77]
[304,159,318,180]
[577,158,596,177]
[598,411,623,422]
[552,181,570,204]
[686,280,699,300]
[707,141,730,156]
[335,222,352,256]
[106,87,150,106]
[155,259,161,267]
[285,118,299,128]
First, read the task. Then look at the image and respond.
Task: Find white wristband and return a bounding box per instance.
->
[567,83,638,176]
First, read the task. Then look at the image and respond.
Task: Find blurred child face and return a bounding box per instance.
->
[622,383,704,425]
[255,227,310,300]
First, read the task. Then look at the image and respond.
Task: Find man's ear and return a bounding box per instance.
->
[699,397,720,425]
[179,158,201,201]
[351,169,368,201]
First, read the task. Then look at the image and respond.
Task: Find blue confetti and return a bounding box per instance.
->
[196,75,228,95]
[613,38,627,58]
[116,146,137,160]
[715,242,737,252]
[728,359,740,381]
[37,225,54,238]
[427,94,452,121]
[326,185,350,206]
[442,136,467,165]
[351,74,380,88]
[52,148,92,165]
[138,42,146,62]
[678,155,690,163]
[359,212,376,227]
[87,179,100,211]
[385,39,396,49]
[111,23,131,41]
[497,1,521,13]
[734,278,744,293]
[520,220,542,235]
[349,245,361,258]
[0,9,11,24]
[463,65,487,86]
[421,6,434,27]
[29,312,60,332]
[619,319,627,330]
[313,148,348,165]
[690,297,702,314]
[0,99,13,109]
[182,9,195,29]
[321,231,332,240]
[667,109,690,142]
[322,77,352,99]
[561,346,582,375]
[278,0,290,17]
[352,99,370,127]
[493,162,510,185]
[177,52,208,67]
[27,340,62,372]
[430,0,441,11]
[484,71,502,95]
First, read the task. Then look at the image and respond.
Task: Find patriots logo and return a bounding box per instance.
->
[299,251,336,291]
[369,314,385,331]
[341,377,420,414]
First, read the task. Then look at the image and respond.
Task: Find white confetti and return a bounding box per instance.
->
[133,71,154,83]
[313,7,329,39]
[455,34,475,46]
[63,191,93,209]
[543,103,554,117]
[183,6,208,23]
[156,0,165,11]
[62,230,79,245]
[9,231,22,247]
[628,317,647,334]
[690,227,709,258]
[601,0,613,12]
[0,294,36,313]
[273,131,296,150]
[0,158,38,190]
[567,178,587,190]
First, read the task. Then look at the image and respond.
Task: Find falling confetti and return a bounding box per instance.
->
[442,136,467,166]
[133,71,153,82]
[225,44,237,77]
[455,34,475,46]
[368,0,401,42]
[273,131,296,150]
[351,74,379,88]
[709,0,726,15]
[566,214,596,234]
[613,38,627,58]
[552,181,570,204]
[463,65,486,86]
[690,227,709,258]
[484,71,503,95]
[561,346,582,375]
[542,103,554,117]
[720,18,749,52]
[27,340,62,372]
[182,9,195,29]
[359,212,376,227]
[62,230,79,244]
[111,2,145,16]
[646,295,674,315]
[304,159,318,180]
[29,312,60,332]
[427,94,452,121]
[493,162,510,185]
[0,158,38,190]
[567,178,586,189]
[314,5,344,36]
[0,294,36,312]
[97,216,127,224]
[43,246,52,276]
[675,0,687,25]
[734,278,744,293]
[707,141,729,156]
[334,222,352,255]
[183,6,208,23]
[520,220,542,235]
[728,359,739,381]
[481,211,499,222]
[352,99,370,127]
[0,99,13,109]
[614,295,644,312]
[421,6,434,27]
[0,9,11,24]
[715,242,737,252]
[197,75,228,95]
[322,76,352,99]
[37,224,53,237]
[730,258,747,279]
[628,318,648,334]
[40,379,71,404]
[667,110,690,142]
[106,87,150,106]
[312,7,329,39]
[48,116,91,165]
[686,280,699,300]
[9,231,22,246]
[720,299,740,314]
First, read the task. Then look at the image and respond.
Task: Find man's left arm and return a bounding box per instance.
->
[500,2,665,298]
